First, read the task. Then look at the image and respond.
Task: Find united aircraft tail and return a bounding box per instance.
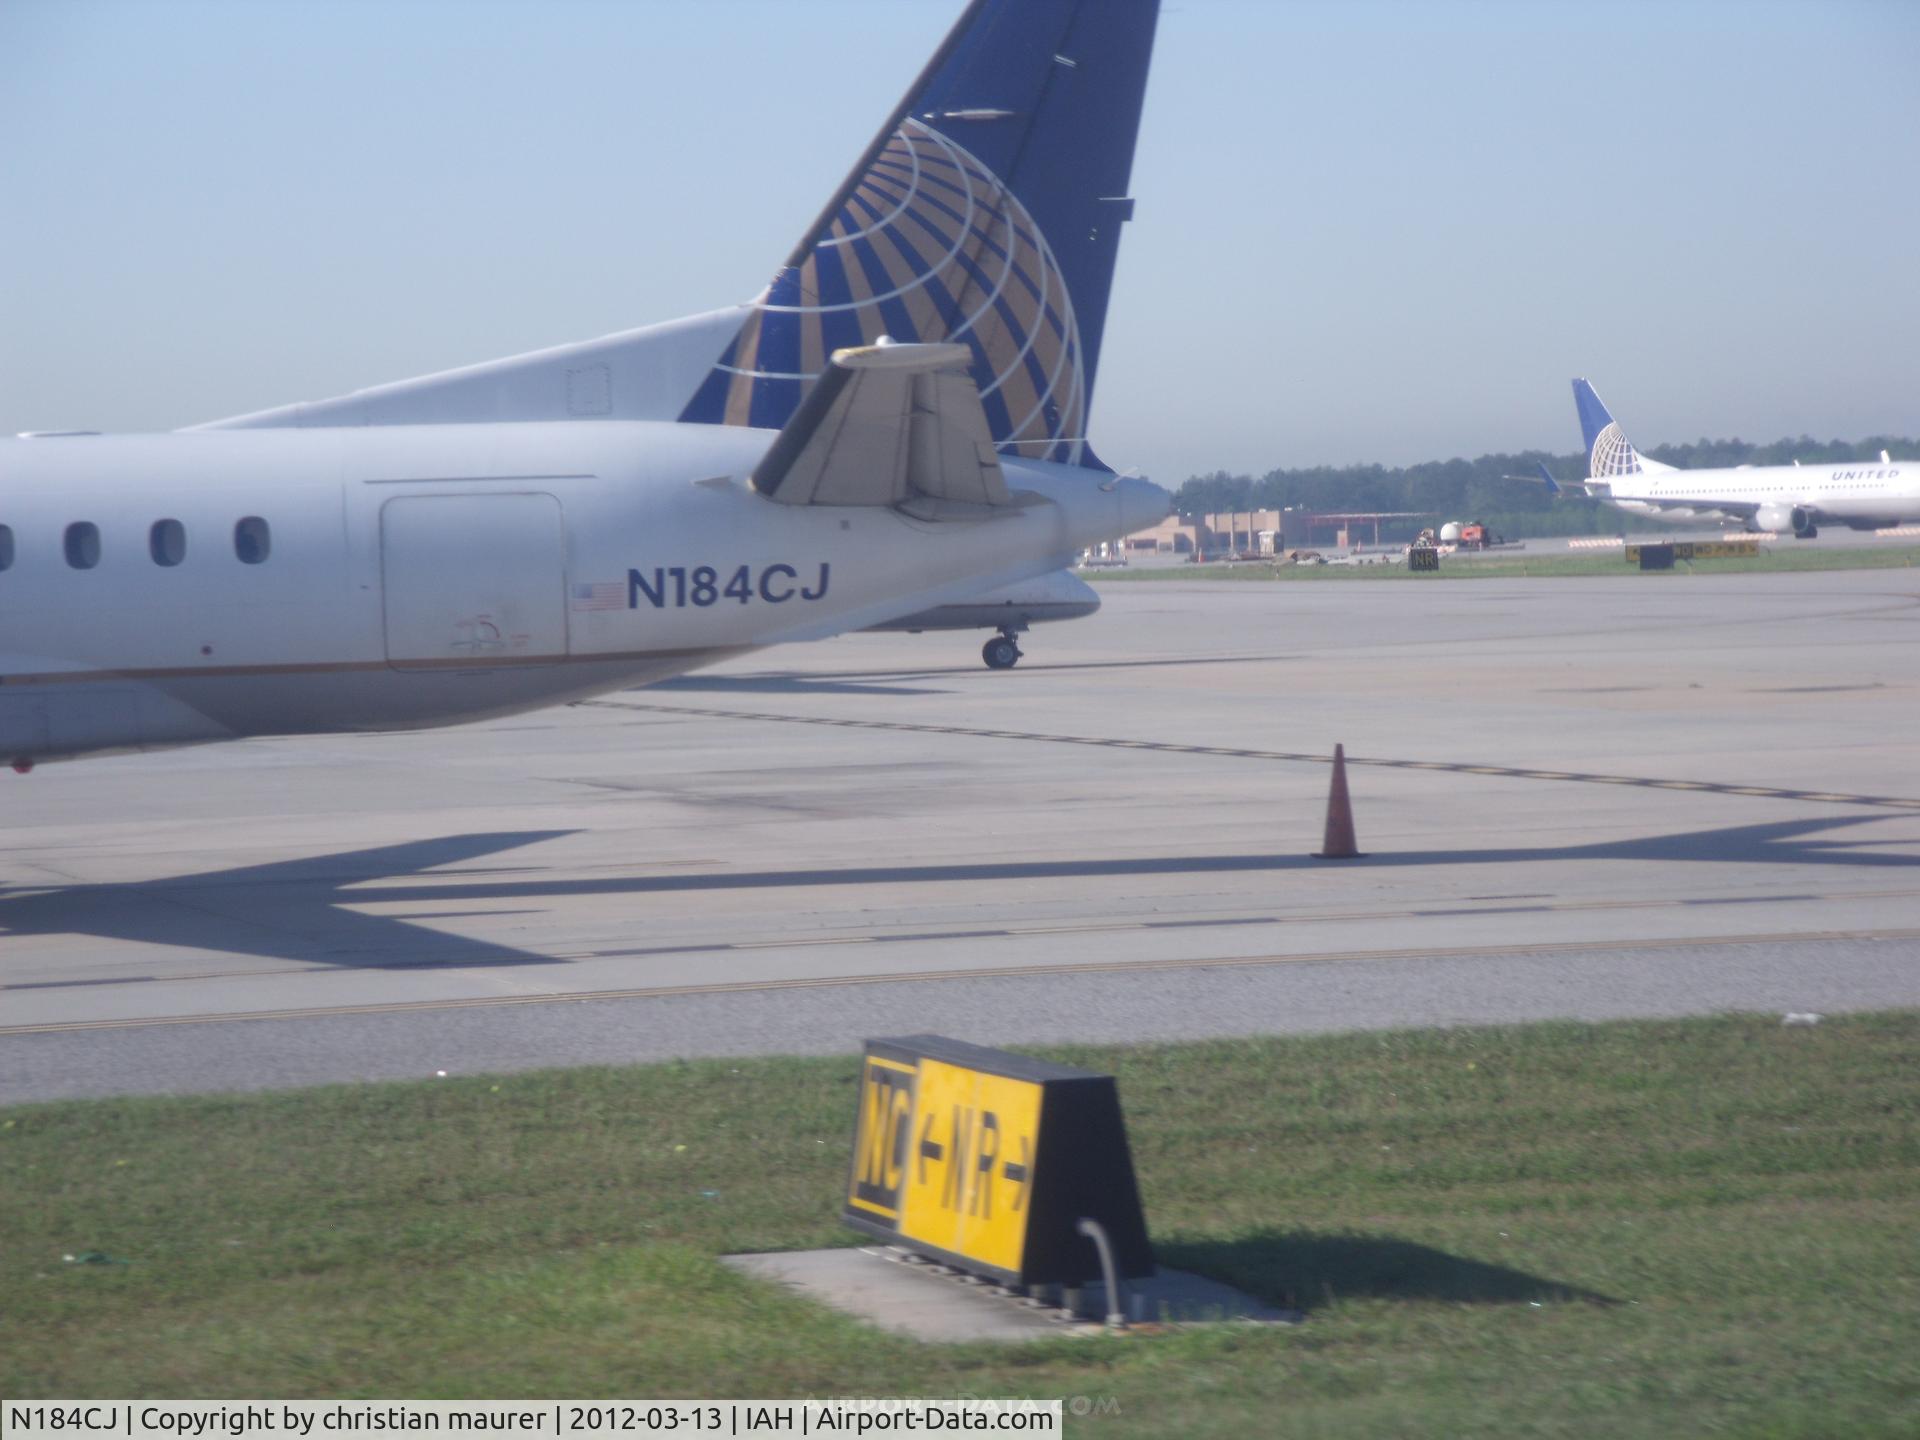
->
[197,0,1161,454]
[1572,378,1673,479]
[679,0,1160,470]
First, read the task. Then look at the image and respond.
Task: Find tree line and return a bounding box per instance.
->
[1171,437,1920,541]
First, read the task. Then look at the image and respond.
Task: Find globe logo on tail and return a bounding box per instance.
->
[1589,421,1642,478]
[681,119,1088,465]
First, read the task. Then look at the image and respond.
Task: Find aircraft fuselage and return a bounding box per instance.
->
[1601,460,1916,530]
[0,423,1161,762]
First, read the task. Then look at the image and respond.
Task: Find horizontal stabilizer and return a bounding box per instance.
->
[1501,462,1566,495]
[752,341,1012,510]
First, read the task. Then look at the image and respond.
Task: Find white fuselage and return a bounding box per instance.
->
[0,423,1162,762]
[1597,459,1918,530]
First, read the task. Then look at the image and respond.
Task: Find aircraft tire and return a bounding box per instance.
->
[983,636,1021,670]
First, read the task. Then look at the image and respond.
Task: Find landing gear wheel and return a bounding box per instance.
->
[982,635,1021,670]
[1796,524,1818,540]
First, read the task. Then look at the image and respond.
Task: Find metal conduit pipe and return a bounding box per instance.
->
[1075,1217,1127,1329]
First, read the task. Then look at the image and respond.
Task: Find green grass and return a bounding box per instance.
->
[1085,543,1920,581]
[5,1013,1919,1438]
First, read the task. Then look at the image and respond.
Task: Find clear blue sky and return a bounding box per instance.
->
[3,0,1916,482]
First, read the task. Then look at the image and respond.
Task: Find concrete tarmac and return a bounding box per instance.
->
[3,567,1917,1102]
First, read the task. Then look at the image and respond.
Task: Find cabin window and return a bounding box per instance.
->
[234,516,270,564]
[65,521,100,570]
[0,524,12,571]
[150,518,187,567]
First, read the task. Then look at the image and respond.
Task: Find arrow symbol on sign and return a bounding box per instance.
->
[1003,1137,1031,1213]
[917,1113,944,1183]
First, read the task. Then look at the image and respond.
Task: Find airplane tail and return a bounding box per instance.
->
[195,1,1162,446]
[1572,378,1672,479]
[678,0,1160,470]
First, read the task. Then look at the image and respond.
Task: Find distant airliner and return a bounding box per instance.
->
[0,0,1167,767]
[1566,379,1918,538]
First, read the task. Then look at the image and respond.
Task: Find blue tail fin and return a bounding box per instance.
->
[1572,378,1616,455]
[1536,461,1562,495]
[679,0,1160,470]
[1572,377,1647,479]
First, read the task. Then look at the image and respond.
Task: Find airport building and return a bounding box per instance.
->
[1123,508,1428,556]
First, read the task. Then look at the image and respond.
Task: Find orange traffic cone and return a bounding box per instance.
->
[1314,744,1363,859]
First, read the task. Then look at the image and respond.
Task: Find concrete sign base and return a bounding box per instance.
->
[724,1246,1300,1343]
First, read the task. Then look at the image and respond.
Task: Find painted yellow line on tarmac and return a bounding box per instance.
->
[733,936,870,949]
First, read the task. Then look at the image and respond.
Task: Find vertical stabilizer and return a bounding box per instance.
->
[1572,378,1671,479]
[678,0,1161,470]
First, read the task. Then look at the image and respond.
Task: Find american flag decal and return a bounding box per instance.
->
[570,581,625,612]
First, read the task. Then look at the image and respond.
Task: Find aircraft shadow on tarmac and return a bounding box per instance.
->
[1162,1230,1618,1311]
[0,831,578,974]
[1,814,1912,973]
